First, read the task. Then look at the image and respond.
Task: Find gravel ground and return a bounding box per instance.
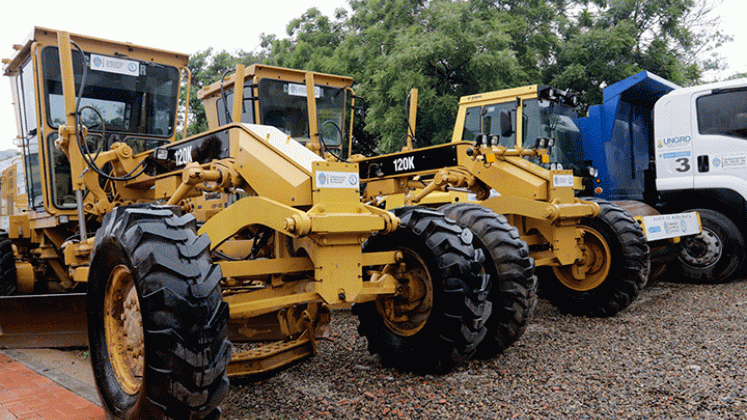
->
[222,278,747,420]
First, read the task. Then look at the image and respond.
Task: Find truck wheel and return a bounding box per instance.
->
[87,205,231,420]
[676,208,745,283]
[0,231,17,296]
[545,200,650,317]
[439,204,537,358]
[353,207,490,374]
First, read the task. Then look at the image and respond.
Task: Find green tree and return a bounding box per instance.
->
[261,0,532,152]
[545,0,731,107]
[192,0,730,150]
[182,48,265,137]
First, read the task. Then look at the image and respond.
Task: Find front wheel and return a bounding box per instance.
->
[675,208,745,283]
[439,203,537,359]
[87,205,231,419]
[543,200,650,317]
[353,207,490,374]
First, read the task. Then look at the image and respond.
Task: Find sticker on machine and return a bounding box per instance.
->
[89,54,140,76]
[286,83,322,98]
[712,154,747,170]
[657,150,692,174]
[316,171,359,189]
[641,212,701,241]
[552,174,574,188]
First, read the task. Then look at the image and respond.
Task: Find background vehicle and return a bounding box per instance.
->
[577,71,742,282]
[452,82,701,281]
[0,27,490,419]
[353,90,651,318]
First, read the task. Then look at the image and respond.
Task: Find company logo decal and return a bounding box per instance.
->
[657,136,691,148]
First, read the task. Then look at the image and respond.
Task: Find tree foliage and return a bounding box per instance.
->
[183,48,265,136]
[185,0,730,152]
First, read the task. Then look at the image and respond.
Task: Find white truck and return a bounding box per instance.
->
[653,77,747,281]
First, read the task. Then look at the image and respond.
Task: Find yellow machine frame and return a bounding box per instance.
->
[359,141,599,269]
[0,28,407,377]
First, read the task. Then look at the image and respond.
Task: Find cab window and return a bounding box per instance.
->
[697,89,747,139]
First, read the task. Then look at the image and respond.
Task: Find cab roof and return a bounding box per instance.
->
[3,26,189,76]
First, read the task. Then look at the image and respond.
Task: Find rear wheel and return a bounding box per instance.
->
[675,208,745,283]
[439,204,537,358]
[0,231,17,296]
[87,205,231,419]
[544,200,650,317]
[353,207,490,374]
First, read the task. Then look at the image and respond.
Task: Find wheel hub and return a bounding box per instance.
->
[376,249,433,337]
[104,265,144,395]
[553,226,612,291]
[679,228,722,268]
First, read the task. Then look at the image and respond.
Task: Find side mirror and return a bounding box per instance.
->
[500,110,514,137]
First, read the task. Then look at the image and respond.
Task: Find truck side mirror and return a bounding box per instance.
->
[500,110,514,137]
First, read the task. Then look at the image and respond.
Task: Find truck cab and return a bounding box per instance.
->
[652,78,747,281]
[654,78,747,195]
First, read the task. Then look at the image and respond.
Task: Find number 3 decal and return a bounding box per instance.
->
[675,157,690,172]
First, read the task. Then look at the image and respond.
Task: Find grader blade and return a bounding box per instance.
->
[0,294,88,348]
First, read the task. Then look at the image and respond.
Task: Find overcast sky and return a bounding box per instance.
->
[0,0,744,151]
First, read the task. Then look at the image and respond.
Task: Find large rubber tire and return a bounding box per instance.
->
[543,199,650,317]
[675,208,745,283]
[353,207,491,374]
[87,205,231,419]
[0,231,17,296]
[439,204,537,359]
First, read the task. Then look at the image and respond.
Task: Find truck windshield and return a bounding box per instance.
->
[257,79,346,147]
[41,47,180,137]
[523,98,585,173]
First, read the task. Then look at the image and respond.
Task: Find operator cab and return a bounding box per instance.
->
[199,64,353,157]
[4,27,187,214]
[522,87,585,174]
[454,85,586,175]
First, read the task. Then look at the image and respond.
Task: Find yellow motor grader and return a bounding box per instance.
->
[351,87,654,319]
[198,67,539,360]
[0,28,491,419]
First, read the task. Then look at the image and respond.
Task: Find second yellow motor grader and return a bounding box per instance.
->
[353,87,652,319]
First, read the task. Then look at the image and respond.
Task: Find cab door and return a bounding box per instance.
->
[690,86,747,192]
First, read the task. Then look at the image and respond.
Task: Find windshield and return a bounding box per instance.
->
[523,98,585,173]
[42,47,180,137]
[258,79,346,147]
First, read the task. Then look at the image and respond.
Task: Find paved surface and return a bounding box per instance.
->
[0,350,104,419]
